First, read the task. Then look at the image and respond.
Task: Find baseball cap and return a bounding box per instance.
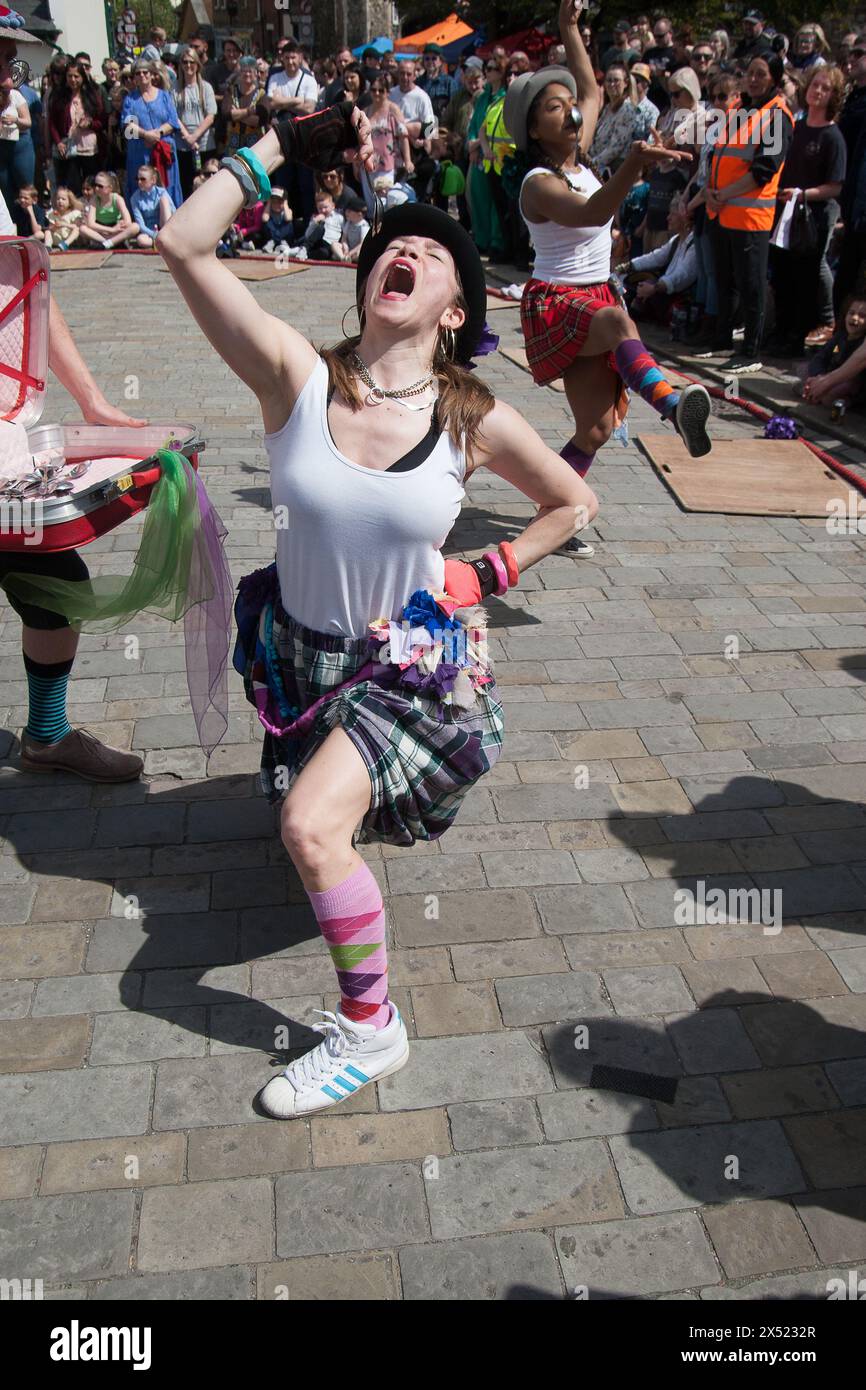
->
[423,43,443,56]
[614,20,631,33]
[345,194,366,213]
[463,55,484,70]
[744,9,764,21]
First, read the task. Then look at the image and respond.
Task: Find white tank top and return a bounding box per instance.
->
[519,165,613,286]
[266,356,466,637]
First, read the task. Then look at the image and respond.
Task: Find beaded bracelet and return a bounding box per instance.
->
[482,550,509,598]
[234,145,271,203]
[498,541,519,588]
[219,156,259,209]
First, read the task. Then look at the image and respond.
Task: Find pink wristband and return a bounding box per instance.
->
[483,550,509,597]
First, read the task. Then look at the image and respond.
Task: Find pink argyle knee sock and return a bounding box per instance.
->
[307,861,390,1029]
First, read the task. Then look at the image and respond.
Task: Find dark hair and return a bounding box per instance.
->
[748,51,785,87]
[522,86,605,188]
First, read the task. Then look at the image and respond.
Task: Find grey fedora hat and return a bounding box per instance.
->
[503,66,578,152]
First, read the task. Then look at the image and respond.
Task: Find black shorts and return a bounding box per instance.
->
[0,548,89,629]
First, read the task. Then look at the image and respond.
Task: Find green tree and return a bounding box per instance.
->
[398,1,857,42]
[109,0,182,48]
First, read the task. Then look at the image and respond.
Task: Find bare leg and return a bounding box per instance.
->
[577,304,636,357]
[111,222,140,246]
[561,353,620,454]
[280,725,374,892]
[78,225,109,245]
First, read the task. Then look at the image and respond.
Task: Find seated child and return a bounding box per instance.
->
[235,199,265,251]
[260,187,296,253]
[285,189,343,262]
[130,164,175,248]
[802,296,866,412]
[13,184,47,240]
[334,194,370,263]
[45,186,82,250]
[78,171,140,250]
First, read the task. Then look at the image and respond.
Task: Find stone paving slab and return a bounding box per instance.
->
[0,259,864,1299]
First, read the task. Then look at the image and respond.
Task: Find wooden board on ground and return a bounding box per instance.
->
[638,433,853,517]
[157,259,308,280]
[49,251,113,271]
[486,291,521,310]
[498,343,565,392]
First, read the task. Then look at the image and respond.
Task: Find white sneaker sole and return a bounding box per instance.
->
[261,1040,410,1118]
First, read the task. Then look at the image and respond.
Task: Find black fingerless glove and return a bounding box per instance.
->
[275,101,358,171]
[468,557,498,599]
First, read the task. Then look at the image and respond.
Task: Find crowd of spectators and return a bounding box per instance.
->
[6,13,866,407]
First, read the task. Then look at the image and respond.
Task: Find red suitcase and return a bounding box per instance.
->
[0,237,204,552]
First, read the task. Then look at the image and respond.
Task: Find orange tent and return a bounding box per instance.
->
[394,13,474,53]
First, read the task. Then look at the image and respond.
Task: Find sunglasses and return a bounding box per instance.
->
[485,64,499,72]
[693,52,712,61]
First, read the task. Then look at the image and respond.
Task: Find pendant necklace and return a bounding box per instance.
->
[351,352,435,410]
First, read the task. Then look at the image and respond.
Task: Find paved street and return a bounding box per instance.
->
[1,255,865,1300]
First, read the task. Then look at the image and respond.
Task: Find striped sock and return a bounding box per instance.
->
[560,441,596,477]
[614,339,679,420]
[23,655,73,745]
[308,861,390,1030]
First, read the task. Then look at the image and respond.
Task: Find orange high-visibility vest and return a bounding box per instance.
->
[707,93,793,232]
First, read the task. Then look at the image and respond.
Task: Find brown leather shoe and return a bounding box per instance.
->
[805,324,834,348]
[19,729,143,783]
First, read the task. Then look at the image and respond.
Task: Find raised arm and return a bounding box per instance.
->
[559,0,600,154]
[158,105,375,433]
[156,126,316,432]
[522,139,690,229]
[474,398,599,562]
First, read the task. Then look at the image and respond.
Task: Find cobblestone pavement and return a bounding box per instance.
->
[1,256,865,1301]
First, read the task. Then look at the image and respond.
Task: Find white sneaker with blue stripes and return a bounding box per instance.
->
[259,1003,409,1118]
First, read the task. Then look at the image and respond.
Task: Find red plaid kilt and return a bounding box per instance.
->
[520,278,620,386]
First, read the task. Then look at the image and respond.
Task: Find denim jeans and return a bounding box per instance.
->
[693,228,718,317]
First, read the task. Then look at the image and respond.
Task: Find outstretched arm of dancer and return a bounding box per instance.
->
[522,138,690,230]
[475,399,599,560]
[158,107,374,433]
[559,0,600,154]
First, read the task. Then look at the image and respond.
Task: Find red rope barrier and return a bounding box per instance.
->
[673,368,866,499]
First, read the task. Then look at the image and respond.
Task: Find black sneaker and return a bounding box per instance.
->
[555,535,595,557]
[672,383,712,458]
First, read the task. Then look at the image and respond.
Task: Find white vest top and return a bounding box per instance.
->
[519,165,613,286]
[267,356,466,637]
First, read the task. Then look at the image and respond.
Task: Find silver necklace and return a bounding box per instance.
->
[351,351,435,406]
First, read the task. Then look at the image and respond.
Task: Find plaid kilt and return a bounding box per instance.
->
[237,585,504,848]
[520,278,621,386]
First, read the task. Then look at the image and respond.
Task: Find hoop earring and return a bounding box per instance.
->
[341,303,363,339]
[439,325,456,361]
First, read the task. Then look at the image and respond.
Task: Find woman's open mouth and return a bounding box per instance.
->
[380,258,417,301]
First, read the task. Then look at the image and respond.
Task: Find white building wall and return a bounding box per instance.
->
[48,0,111,67]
